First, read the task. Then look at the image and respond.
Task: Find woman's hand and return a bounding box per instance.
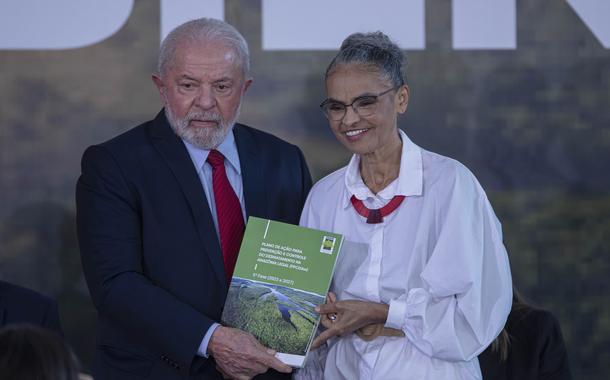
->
[312,292,389,348]
[318,292,338,330]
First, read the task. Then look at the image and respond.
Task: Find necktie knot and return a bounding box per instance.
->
[207,149,225,168]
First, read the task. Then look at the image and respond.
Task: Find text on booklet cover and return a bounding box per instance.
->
[221,217,343,367]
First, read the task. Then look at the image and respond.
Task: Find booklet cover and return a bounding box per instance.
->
[221,217,343,367]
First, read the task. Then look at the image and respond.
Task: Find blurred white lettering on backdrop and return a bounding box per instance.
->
[0,0,607,50]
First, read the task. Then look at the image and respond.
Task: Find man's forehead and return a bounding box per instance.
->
[178,40,234,60]
[170,40,243,78]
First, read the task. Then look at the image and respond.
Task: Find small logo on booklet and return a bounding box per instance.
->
[320,236,336,255]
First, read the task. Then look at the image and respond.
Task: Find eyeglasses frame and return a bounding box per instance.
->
[319,85,401,121]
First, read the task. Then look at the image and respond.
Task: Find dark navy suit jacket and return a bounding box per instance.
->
[0,280,62,333]
[76,111,312,379]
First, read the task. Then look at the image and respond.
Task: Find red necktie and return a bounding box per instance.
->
[350,195,406,224]
[207,150,245,282]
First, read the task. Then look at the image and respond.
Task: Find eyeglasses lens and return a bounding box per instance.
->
[323,97,379,121]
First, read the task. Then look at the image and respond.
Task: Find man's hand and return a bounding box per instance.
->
[208,326,292,380]
[312,292,389,349]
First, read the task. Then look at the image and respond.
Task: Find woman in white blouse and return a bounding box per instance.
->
[297,32,513,380]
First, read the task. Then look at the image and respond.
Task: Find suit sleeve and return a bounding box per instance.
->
[295,145,313,207]
[76,145,213,375]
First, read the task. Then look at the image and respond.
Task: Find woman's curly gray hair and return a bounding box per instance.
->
[325,31,406,87]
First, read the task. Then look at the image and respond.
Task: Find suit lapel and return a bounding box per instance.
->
[148,111,227,290]
[234,124,268,221]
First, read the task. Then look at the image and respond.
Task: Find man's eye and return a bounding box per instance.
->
[180,83,195,90]
[215,83,231,92]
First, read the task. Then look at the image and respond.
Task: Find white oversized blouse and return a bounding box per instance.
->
[297,130,512,380]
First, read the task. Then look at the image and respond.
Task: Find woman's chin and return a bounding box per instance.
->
[342,143,375,156]
[339,136,382,156]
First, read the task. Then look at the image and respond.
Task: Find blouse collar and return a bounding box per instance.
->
[343,129,423,208]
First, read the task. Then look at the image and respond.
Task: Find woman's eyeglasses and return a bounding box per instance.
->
[320,86,399,121]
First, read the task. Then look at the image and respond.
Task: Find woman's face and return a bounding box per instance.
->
[324,65,409,156]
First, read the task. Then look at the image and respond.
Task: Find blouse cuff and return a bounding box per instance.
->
[385,288,430,331]
[385,298,407,330]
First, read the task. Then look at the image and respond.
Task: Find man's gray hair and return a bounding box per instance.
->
[157,18,250,77]
[326,32,406,87]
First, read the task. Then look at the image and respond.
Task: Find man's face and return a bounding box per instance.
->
[153,39,252,149]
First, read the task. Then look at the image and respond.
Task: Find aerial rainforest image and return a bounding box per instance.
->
[223,277,324,355]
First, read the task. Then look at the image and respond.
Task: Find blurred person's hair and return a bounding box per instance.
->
[0,324,81,380]
[490,288,532,361]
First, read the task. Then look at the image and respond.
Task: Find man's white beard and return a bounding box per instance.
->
[165,104,240,150]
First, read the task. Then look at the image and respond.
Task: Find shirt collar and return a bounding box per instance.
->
[342,129,423,208]
[182,128,242,174]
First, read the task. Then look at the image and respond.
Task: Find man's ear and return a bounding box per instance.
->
[152,74,166,101]
[242,78,253,94]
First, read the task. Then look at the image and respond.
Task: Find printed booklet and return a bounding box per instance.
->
[221,217,343,367]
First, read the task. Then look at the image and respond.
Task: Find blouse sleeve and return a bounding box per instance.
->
[384,164,513,362]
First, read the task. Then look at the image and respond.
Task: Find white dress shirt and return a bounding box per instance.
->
[297,130,512,380]
[182,130,246,358]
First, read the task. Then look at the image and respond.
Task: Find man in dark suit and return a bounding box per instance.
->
[0,280,62,333]
[76,18,311,380]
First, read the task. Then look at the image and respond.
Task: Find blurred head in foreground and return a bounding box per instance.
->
[0,324,84,380]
